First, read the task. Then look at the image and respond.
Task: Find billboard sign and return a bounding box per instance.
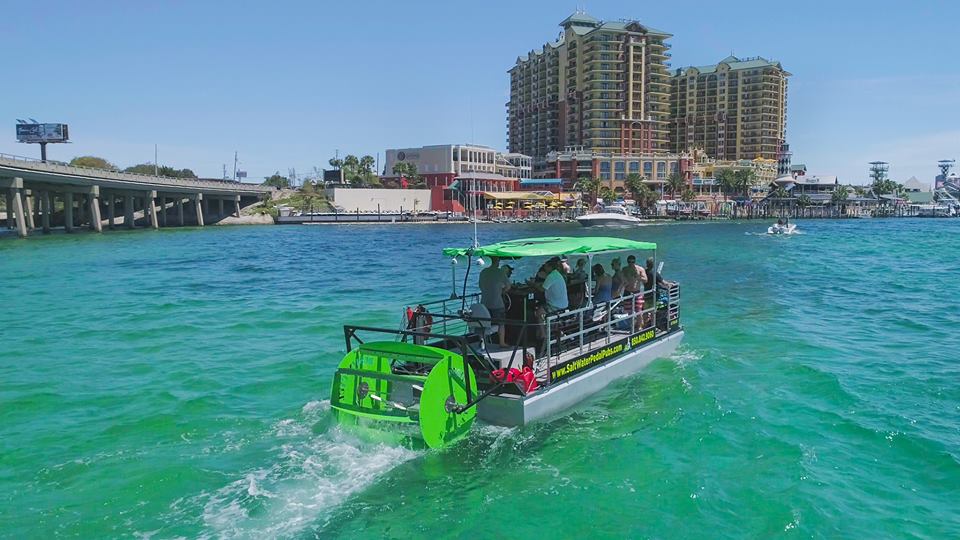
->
[16,123,69,143]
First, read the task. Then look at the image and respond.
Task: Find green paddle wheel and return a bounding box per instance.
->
[330,341,478,449]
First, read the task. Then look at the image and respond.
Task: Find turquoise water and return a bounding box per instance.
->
[2,220,959,538]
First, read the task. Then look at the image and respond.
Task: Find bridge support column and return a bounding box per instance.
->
[218,198,224,218]
[23,190,36,230]
[125,194,135,229]
[4,178,28,238]
[106,194,115,229]
[177,198,184,226]
[159,196,167,227]
[193,194,204,226]
[145,190,158,229]
[64,192,74,233]
[89,189,102,233]
[202,197,209,221]
[41,191,51,234]
[5,189,13,229]
[234,195,241,218]
[78,193,87,227]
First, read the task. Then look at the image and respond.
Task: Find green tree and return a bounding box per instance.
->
[624,173,645,202]
[831,185,849,205]
[598,186,616,204]
[70,156,116,170]
[636,183,658,212]
[124,163,196,178]
[358,155,378,186]
[734,169,756,196]
[262,172,290,189]
[715,168,737,199]
[328,157,344,170]
[666,172,686,200]
[392,161,422,187]
[831,185,850,217]
[680,187,696,203]
[796,193,812,217]
[575,176,601,202]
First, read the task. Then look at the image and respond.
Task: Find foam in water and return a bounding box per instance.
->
[197,400,422,538]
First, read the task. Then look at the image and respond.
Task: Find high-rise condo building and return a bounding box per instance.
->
[507,11,673,164]
[669,56,790,161]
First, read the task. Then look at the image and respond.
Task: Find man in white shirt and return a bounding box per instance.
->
[479,256,511,346]
[536,257,568,314]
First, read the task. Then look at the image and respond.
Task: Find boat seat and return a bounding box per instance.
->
[467,304,499,349]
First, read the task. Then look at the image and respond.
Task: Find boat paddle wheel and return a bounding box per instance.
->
[330,341,478,449]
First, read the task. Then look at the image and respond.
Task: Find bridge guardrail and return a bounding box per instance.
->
[0,152,273,194]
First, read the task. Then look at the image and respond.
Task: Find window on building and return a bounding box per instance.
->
[643,162,652,176]
[600,162,611,173]
[657,162,666,178]
[629,162,639,172]
[614,162,625,173]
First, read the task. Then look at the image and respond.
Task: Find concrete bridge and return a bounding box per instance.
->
[0,153,273,238]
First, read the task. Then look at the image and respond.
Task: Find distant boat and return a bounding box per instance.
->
[576,206,641,227]
[768,222,798,235]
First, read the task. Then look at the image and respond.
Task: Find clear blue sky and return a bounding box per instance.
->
[2,0,958,184]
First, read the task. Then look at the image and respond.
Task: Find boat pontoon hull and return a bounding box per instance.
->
[477,330,684,426]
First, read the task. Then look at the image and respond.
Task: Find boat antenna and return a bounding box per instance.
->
[472,176,479,248]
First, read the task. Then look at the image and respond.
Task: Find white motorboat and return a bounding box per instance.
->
[576,206,641,227]
[767,223,798,235]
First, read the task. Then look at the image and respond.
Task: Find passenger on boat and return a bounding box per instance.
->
[610,257,624,296]
[645,257,674,324]
[621,255,648,331]
[592,264,613,303]
[528,257,568,314]
[570,258,588,283]
[479,256,511,347]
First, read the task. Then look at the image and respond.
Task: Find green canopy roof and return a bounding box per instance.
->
[442,236,656,258]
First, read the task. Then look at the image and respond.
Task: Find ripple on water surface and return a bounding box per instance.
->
[1,220,959,538]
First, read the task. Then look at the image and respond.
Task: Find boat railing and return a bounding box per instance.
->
[543,282,681,383]
[403,293,482,338]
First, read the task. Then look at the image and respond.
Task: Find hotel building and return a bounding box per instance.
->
[507,11,674,163]
[669,55,790,161]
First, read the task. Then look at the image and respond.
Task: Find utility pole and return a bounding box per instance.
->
[223,164,228,180]
[233,152,238,181]
[154,144,159,177]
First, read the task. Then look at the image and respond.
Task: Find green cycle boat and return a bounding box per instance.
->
[329,236,684,448]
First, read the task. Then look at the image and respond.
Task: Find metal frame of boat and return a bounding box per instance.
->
[330,236,684,447]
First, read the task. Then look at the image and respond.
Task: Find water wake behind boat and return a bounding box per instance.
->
[196,400,422,539]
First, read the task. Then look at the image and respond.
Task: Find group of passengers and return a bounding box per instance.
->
[479,254,674,343]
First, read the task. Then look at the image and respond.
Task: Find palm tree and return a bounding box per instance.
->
[624,173,645,203]
[831,185,850,217]
[734,169,755,197]
[575,176,601,204]
[715,169,738,201]
[328,157,344,170]
[796,194,812,218]
[598,186,616,205]
[770,185,789,217]
[666,172,686,200]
